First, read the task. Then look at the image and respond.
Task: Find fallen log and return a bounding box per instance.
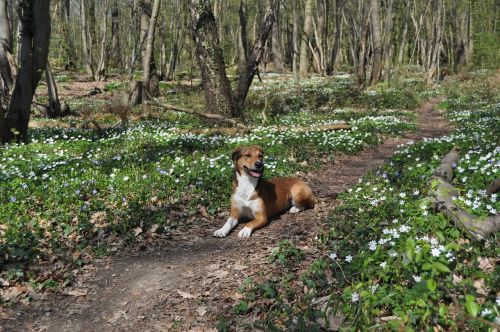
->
[145,100,247,129]
[428,148,500,239]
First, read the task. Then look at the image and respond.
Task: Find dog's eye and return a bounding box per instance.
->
[245,154,251,157]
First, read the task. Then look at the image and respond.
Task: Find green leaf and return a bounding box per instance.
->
[422,262,433,271]
[406,239,415,261]
[433,261,450,273]
[439,304,447,317]
[465,295,479,317]
[426,279,437,292]
[415,298,426,307]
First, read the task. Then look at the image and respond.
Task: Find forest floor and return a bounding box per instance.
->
[0,97,451,331]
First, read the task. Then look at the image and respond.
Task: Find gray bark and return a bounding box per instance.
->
[142,0,161,101]
[299,0,313,77]
[369,0,383,85]
[190,0,238,117]
[95,0,109,81]
[80,0,94,76]
[235,1,277,110]
[0,0,51,143]
[271,0,283,71]
[0,0,14,98]
[109,0,121,68]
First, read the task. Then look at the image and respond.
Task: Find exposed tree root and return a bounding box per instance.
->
[428,148,500,239]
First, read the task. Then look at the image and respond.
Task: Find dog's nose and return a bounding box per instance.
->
[255,161,263,169]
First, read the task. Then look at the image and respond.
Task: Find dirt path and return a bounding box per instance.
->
[1,98,451,332]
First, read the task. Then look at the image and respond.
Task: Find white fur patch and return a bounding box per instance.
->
[214,217,238,237]
[238,227,253,238]
[289,206,302,213]
[233,172,260,219]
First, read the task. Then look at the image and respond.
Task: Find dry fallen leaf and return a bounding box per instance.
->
[65,288,88,297]
[177,290,197,299]
[473,279,489,296]
[107,309,129,324]
[196,306,207,316]
[133,227,143,236]
[477,257,496,273]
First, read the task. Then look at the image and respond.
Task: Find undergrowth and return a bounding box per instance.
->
[227,72,499,330]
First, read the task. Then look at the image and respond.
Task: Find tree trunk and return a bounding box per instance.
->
[44,62,68,118]
[369,0,383,85]
[109,0,121,68]
[299,0,313,77]
[0,0,15,100]
[95,0,109,81]
[382,0,395,83]
[238,0,248,74]
[0,0,51,143]
[271,0,283,71]
[292,0,299,82]
[80,0,94,77]
[142,0,161,102]
[59,0,77,69]
[190,0,238,117]
[327,0,343,75]
[235,1,277,111]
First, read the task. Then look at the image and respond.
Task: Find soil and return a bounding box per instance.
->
[0,98,451,332]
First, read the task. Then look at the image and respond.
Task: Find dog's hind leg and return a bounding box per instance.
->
[290,181,315,213]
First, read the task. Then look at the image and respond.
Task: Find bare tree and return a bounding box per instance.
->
[190,0,238,117]
[80,0,94,77]
[190,0,276,117]
[270,0,283,71]
[109,0,122,68]
[299,0,313,77]
[95,0,110,81]
[142,0,161,101]
[0,0,14,99]
[0,0,51,143]
[369,0,383,85]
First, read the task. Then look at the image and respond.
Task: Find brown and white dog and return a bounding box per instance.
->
[214,145,315,238]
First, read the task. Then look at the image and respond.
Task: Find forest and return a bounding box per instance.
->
[0,0,499,330]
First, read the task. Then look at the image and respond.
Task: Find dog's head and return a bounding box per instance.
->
[232,145,264,178]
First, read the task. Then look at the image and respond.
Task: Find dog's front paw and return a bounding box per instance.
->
[289,206,302,213]
[238,227,252,238]
[214,227,230,237]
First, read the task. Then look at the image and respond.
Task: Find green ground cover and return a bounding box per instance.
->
[227,72,499,331]
[0,75,420,290]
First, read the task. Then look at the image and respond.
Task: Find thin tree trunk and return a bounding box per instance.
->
[327,0,343,75]
[80,0,94,77]
[271,0,283,71]
[0,0,14,98]
[235,1,277,111]
[238,0,248,74]
[44,62,68,118]
[109,0,121,68]
[95,0,109,81]
[382,0,394,83]
[142,0,161,101]
[369,0,383,85]
[299,0,313,77]
[59,0,77,69]
[292,0,299,82]
[0,0,51,143]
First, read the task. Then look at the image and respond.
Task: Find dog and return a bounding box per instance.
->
[213,145,315,238]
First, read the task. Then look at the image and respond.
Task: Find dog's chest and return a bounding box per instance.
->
[232,174,260,218]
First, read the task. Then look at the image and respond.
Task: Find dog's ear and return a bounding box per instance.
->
[231,147,242,163]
